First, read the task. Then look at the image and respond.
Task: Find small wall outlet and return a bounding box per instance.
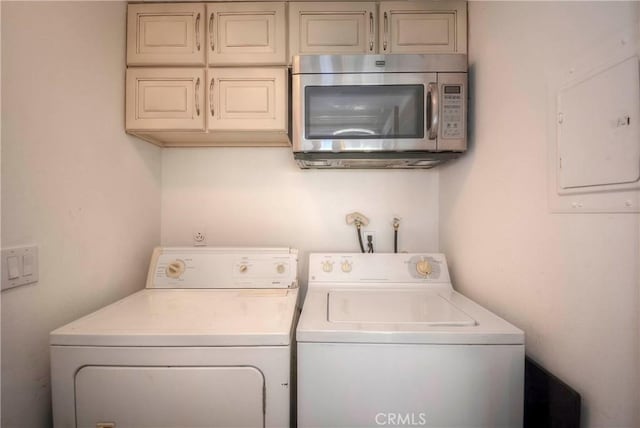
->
[192,230,207,247]
[363,231,375,243]
[363,231,376,252]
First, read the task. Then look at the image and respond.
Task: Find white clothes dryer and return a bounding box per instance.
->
[50,247,299,428]
[297,253,524,428]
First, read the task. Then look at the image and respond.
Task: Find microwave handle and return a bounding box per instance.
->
[427,82,439,140]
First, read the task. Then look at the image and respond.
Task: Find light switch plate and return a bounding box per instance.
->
[2,245,39,291]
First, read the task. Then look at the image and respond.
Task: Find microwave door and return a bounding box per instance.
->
[307,86,421,138]
[294,72,437,152]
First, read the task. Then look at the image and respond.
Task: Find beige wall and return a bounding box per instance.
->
[2,1,639,427]
[1,1,3,423]
[160,147,440,288]
[440,2,639,427]
[1,2,161,426]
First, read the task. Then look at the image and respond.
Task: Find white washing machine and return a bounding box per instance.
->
[50,247,299,428]
[297,253,524,428]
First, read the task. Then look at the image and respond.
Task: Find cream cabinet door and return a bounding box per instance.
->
[289,2,376,61]
[126,68,206,131]
[207,68,287,132]
[207,2,286,65]
[380,0,467,54]
[127,3,206,66]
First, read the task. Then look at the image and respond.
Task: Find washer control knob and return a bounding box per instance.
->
[416,259,432,277]
[322,261,334,273]
[239,264,248,273]
[276,264,286,274]
[165,260,186,279]
[341,261,352,273]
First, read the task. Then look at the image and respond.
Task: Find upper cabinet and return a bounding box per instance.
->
[126,68,206,131]
[207,2,287,66]
[127,3,206,66]
[289,2,377,59]
[125,1,468,147]
[126,2,289,146]
[288,0,466,60]
[379,0,467,54]
[126,67,289,146]
[127,2,286,67]
[207,68,287,132]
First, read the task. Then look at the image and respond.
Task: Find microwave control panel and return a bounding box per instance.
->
[441,85,464,139]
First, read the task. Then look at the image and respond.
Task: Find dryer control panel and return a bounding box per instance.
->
[308,253,451,287]
[147,247,298,289]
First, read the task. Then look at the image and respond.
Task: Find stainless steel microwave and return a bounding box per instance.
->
[292,54,468,169]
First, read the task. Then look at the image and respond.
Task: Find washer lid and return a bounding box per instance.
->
[50,289,298,347]
[329,290,476,326]
[297,288,524,345]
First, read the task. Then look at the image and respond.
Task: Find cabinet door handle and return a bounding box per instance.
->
[427,82,439,140]
[369,12,374,51]
[209,78,215,116]
[195,77,201,116]
[383,12,388,51]
[195,13,201,51]
[209,13,215,51]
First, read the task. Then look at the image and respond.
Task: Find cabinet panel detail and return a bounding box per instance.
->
[394,13,454,48]
[126,68,206,131]
[142,85,188,114]
[224,86,270,115]
[127,3,206,65]
[208,68,287,131]
[207,2,286,65]
[289,2,377,59]
[305,17,360,47]
[380,1,466,54]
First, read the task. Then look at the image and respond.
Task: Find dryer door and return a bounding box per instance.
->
[75,366,264,427]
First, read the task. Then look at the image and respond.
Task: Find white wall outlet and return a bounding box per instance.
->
[363,231,376,244]
[1,245,39,291]
[192,230,207,246]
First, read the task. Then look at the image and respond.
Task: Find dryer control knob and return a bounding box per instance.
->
[239,264,248,273]
[322,261,334,273]
[165,260,186,279]
[276,264,286,274]
[341,261,352,273]
[416,259,432,277]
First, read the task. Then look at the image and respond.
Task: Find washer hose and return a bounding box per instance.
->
[356,224,365,253]
[394,229,398,253]
[392,218,400,254]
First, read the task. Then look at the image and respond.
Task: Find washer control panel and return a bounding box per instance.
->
[165,259,186,278]
[148,247,298,289]
[308,253,450,287]
[408,255,442,279]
